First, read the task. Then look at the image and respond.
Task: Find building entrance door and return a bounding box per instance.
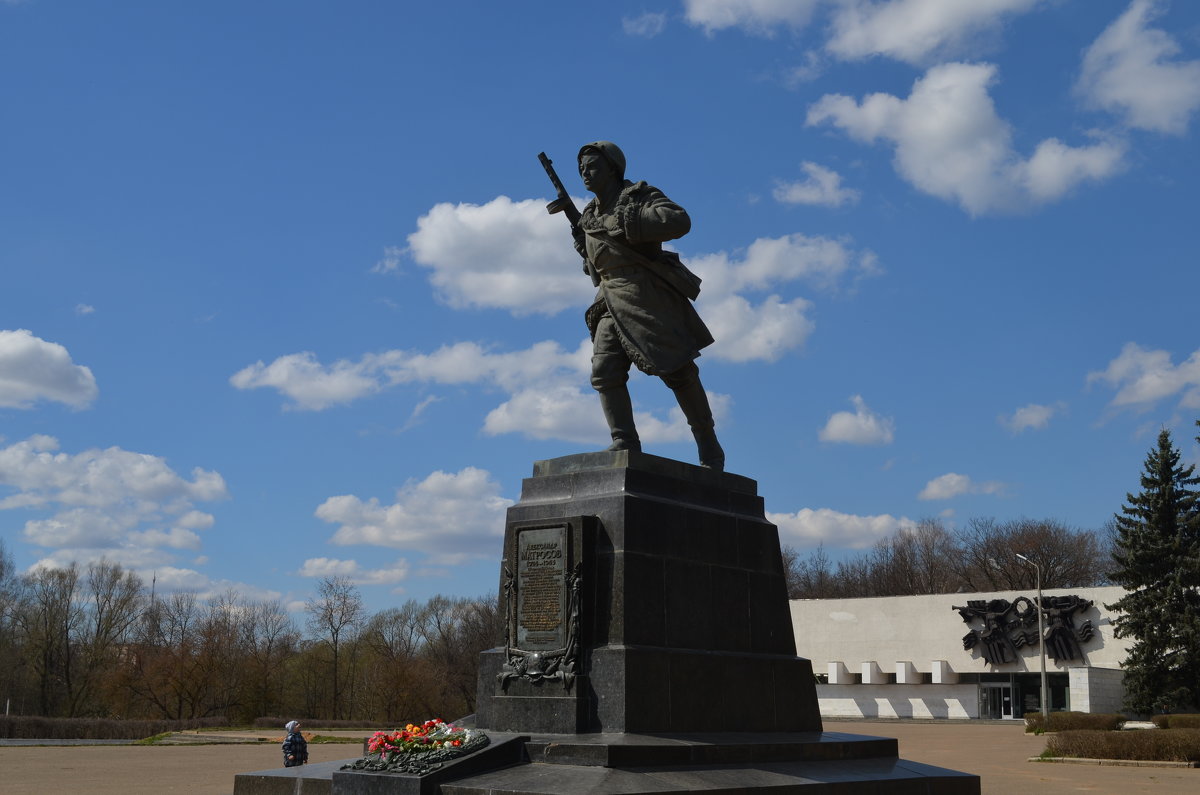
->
[981,684,1014,719]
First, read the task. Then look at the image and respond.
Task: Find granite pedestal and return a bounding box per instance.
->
[477,451,818,734]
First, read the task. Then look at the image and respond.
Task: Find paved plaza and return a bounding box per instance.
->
[0,721,1195,794]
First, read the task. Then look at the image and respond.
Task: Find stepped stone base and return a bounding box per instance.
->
[234,731,978,794]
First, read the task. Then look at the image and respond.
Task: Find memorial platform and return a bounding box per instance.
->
[235,451,979,794]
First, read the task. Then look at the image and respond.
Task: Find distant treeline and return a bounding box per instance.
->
[0,545,499,725]
[782,517,1112,599]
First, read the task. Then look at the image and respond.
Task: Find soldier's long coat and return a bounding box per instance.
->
[576,180,713,376]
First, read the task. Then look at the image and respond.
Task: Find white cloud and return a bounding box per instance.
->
[818,395,895,444]
[232,337,725,447]
[773,162,860,206]
[688,232,875,363]
[826,0,1045,65]
[1087,342,1200,409]
[15,552,269,608]
[784,50,826,85]
[918,472,1005,500]
[236,340,568,407]
[482,384,610,443]
[230,351,382,410]
[768,507,916,549]
[176,510,215,529]
[0,329,98,409]
[315,467,512,564]
[399,395,441,432]
[74,303,95,316]
[683,0,820,35]
[1000,402,1062,433]
[702,294,816,363]
[371,245,404,274]
[299,556,410,586]
[128,527,203,551]
[407,196,595,316]
[623,12,667,38]
[807,62,1126,215]
[0,435,228,570]
[141,569,282,604]
[1077,0,1200,135]
[690,232,877,295]
[233,339,589,409]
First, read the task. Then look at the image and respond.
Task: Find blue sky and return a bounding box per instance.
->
[2,0,1199,614]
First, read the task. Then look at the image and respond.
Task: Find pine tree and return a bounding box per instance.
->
[1106,427,1200,714]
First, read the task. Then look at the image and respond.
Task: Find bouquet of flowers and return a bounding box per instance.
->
[344,718,489,775]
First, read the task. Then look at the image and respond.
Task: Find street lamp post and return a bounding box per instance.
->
[1015,552,1049,719]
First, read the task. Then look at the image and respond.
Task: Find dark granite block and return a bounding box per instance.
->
[587,647,627,731]
[728,489,766,517]
[589,550,615,646]
[708,566,751,653]
[770,657,822,733]
[622,499,676,557]
[618,552,665,646]
[664,558,712,650]
[671,506,720,564]
[474,649,504,729]
[233,759,341,795]
[735,517,783,573]
[516,472,577,503]
[748,572,797,655]
[618,648,671,731]
[666,652,723,732]
[483,684,591,734]
[719,656,775,732]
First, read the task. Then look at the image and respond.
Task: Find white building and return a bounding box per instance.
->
[790,586,1128,720]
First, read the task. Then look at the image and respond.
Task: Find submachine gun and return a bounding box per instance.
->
[537,151,600,286]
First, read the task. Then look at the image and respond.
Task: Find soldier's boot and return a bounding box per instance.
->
[668,372,725,471]
[598,386,641,452]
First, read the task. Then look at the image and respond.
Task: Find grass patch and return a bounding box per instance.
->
[131,733,175,746]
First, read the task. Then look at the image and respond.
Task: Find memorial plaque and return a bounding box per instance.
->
[517,525,568,651]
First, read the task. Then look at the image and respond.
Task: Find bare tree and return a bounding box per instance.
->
[783,543,836,599]
[955,518,1107,591]
[784,517,1105,599]
[361,600,426,721]
[305,576,364,719]
[0,541,25,714]
[875,520,964,595]
[14,564,83,716]
[67,560,144,716]
[240,599,299,722]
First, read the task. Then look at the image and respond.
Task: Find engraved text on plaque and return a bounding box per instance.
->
[517,526,567,651]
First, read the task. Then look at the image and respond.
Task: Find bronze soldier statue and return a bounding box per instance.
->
[542,142,724,470]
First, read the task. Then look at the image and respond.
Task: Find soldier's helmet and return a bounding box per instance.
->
[578,141,626,181]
